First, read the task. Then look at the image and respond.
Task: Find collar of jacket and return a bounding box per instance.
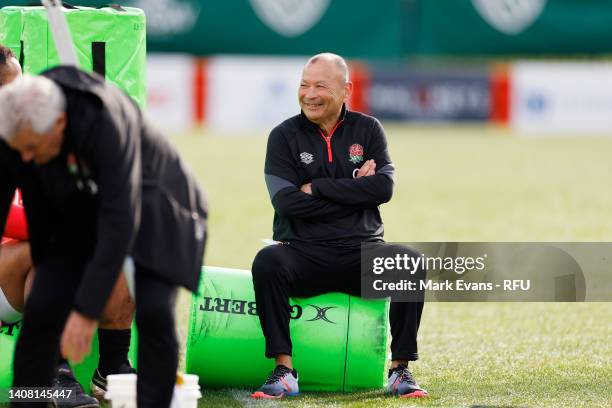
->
[299,103,348,134]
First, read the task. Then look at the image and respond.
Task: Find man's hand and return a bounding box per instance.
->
[60,310,98,364]
[300,183,313,195]
[356,159,376,178]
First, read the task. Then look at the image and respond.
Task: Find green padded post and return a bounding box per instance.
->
[1,5,146,107]
[0,6,22,60]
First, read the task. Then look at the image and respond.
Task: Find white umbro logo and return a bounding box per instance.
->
[300,152,314,165]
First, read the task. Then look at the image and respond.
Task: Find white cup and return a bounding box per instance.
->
[105,373,201,408]
[105,373,137,408]
[171,374,202,408]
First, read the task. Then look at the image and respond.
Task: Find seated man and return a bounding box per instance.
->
[251,53,427,399]
[0,44,135,408]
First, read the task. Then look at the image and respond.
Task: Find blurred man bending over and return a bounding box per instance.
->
[0,44,139,408]
[0,64,207,407]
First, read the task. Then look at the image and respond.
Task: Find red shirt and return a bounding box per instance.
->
[2,190,28,243]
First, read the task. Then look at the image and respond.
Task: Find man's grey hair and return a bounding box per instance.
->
[0,75,66,141]
[306,52,350,83]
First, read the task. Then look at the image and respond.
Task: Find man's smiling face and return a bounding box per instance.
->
[298,58,349,128]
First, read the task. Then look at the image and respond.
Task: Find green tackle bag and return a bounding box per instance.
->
[186,266,389,392]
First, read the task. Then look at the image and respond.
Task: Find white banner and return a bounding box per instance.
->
[511,62,612,135]
[146,54,195,134]
[206,56,305,133]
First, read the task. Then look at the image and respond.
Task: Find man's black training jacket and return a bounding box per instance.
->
[264,105,394,247]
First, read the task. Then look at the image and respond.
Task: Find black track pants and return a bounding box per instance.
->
[251,242,424,361]
[12,258,82,408]
[134,268,179,408]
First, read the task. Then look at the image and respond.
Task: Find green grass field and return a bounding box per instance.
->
[169,124,612,408]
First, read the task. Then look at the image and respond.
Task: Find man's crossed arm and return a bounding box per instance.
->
[303,159,394,208]
[266,173,357,221]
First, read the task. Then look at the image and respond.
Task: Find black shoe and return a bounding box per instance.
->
[90,363,136,401]
[52,365,99,408]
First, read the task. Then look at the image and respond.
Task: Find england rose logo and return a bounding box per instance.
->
[348,144,364,164]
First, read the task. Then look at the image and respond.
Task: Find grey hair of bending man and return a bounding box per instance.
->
[0,75,66,142]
